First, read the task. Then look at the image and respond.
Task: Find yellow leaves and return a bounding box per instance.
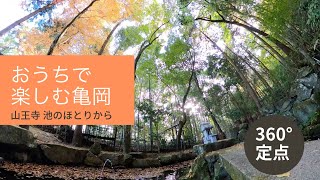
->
[20,0,146,55]
[19,28,53,55]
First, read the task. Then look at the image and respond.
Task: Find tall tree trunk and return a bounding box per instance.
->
[72,125,83,147]
[202,32,263,112]
[0,0,64,37]
[123,125,131,154]
[192,117,201,142]
[122,22,167,154]
[148,75,153,152]
[113,126,118,151]
[194,74,226,139]
[177,60,195,150]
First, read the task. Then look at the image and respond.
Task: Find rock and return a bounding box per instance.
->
[98,152,123,166]
[238,129,247,142]
[204,153,219,177]
[280,99,294,113]
[280,110,294,118]
[177,151,197,162]
[218,144,271,180]
[131,158,161,168]
[182,154,211,180]
[239,123,248,130]
[193,139,236,155]
[296,84,312,101]
[89,141,101,155]
[19,126,30,130]
[122,154,133,166]
[298,73,318,89]
[297,66,313,78]
[84,151,103,167]
[0,157,4,166]
[293,99,318,125]
[159,154,178,166]
[13,152,29,162]
[129,152,144,159]
[214,164,229,180]
[29,146,46,163]
[228,127,239,139]
[262,106,276,114]
[289,83,299,98]
[40,144,87,164]
[0,126,35,149]
[219,140,320,180]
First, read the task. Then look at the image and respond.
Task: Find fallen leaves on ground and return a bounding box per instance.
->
[1,160,192,180]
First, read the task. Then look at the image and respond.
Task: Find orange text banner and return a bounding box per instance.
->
[0,56,134,125]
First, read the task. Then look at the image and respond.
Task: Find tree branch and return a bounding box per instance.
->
[195,16,292,55]
[134,22,168,76]
[98,19,125,55]
[0,0,65,37]
[47,0,99,55]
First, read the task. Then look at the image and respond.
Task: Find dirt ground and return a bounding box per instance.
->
[1,160,192,179]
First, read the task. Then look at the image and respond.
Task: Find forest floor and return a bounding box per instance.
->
[0,127,193,179]
[0,160,191,179]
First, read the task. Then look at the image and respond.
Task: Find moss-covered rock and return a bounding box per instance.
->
[193,139,236,155]
[303,124,320,138]
[40,144,87,164]
[239,123,248,130]
[122,153,133,167]
[89,141,101,155]
[292,99,318,125]
[159,154,178,166]
[131,158,161,168]
[238,129,247,142]
[84,151,103,167]
[177,151,197,161]
[0,126,35,149]
[182,154,211,180]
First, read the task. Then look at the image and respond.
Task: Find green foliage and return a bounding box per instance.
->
[305,0,320,30]
[116,26,145,51]
[257,0,300,37]
[302,109,320,139]
[268,64,294,101]
[0,31,19,54]
[163,38,190,67]
[137,100,169,124]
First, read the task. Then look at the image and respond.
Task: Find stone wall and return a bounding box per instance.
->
[263,67,319,124]
[261,66,320,139]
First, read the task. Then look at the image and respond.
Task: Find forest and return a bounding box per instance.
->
[0,0,320,179]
